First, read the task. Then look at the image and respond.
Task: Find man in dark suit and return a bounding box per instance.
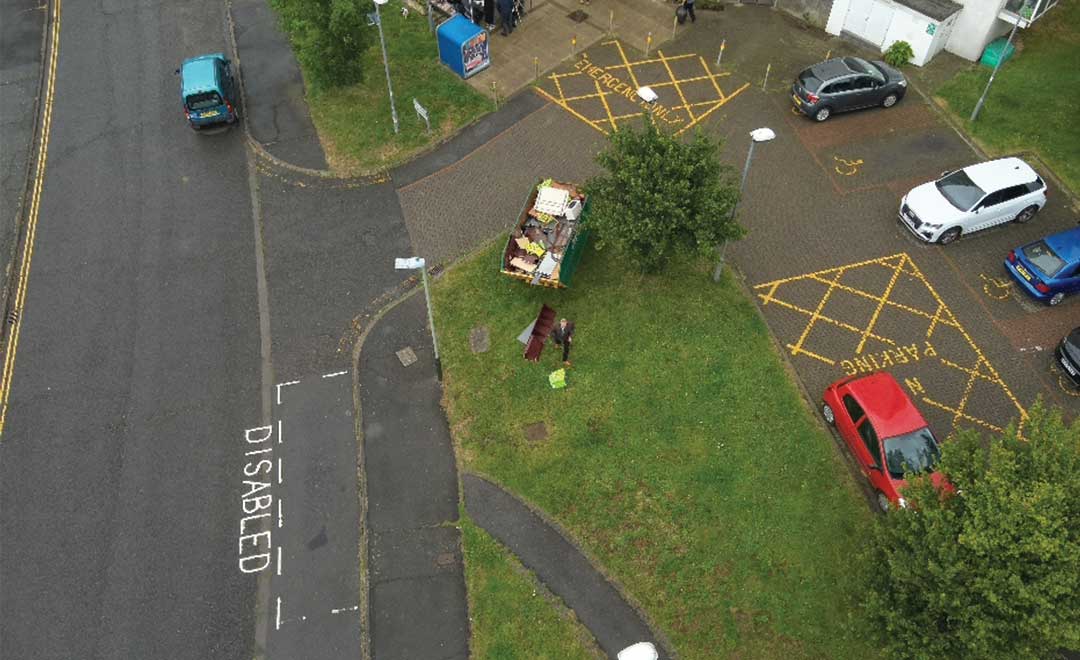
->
[551,318,575,366]
[497,0,514,35]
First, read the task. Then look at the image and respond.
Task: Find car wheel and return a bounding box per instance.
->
[876,491,891,513]
[882,93,898,108]
[814,107,831,122]
[1049,292,1065,306]
[822,403,835,425]
[938,227,961,245]
[1014,205,1038,224]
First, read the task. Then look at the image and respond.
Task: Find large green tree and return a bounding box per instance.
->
[863,402,1080,659]
[270,0,369,90]
[583,117,741,273]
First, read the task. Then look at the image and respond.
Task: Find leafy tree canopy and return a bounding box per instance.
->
[864,401,1080,659]
[271,0,369,91]
[583,118,742,273]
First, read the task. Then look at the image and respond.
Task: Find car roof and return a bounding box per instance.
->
[844,372,928,438]
[1039,226,1080,264]
[180,54,225,95]
[961,157,1038,191]
[809,58,857,81]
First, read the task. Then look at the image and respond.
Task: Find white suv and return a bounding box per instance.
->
[898,157,1047,245]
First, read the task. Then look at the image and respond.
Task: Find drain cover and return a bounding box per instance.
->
[567,9,588,22]
[396,346,418,367]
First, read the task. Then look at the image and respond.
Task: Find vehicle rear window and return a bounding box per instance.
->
[797,70,821,91]
[935,170,985,211]
[883,427,940,480]
[1022,240,1066,277]
[186,92,222,111]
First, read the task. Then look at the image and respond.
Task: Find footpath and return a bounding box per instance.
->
[229,1,680,657]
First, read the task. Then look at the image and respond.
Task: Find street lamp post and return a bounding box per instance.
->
[394,257,441,380]
[970,19,1021,122]
[373,0,400,134]
[713,127,775,281]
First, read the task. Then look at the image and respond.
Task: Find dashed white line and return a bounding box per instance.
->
[277,546,282,576]
[245,447,273,456]
[277,458,283,484]
[322,370,348,379]
[275,597,282,630]
[277,499,283,528]
[275,380,300,405]
[330,605,360,614]
[277,419,282,443]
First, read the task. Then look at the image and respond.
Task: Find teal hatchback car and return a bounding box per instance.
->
[177,53,238,130]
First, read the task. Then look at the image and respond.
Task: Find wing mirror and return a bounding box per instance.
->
[174,68,180,75]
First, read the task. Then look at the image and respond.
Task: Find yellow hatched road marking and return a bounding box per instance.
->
[0,0,62,438]
[753,252,1029,437]
[656,50,695,124]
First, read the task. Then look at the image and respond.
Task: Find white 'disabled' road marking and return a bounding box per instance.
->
[275,380,300,405]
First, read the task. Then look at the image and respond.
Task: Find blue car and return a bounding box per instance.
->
[177,53,238,130]
[1004,226,1080,306]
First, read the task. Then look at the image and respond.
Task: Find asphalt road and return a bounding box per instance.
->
[0,2,259,658]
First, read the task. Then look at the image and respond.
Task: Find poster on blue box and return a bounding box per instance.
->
[437,15,490,79]
[462,31,489,77]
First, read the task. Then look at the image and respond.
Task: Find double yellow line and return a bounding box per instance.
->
[0,0,62,438]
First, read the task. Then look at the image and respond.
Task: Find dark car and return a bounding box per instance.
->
[1055,327,1080,388]
[792,57,907,122]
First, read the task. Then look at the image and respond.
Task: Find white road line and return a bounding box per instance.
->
[277,419,282,443]
[277,499,283,528]
[275,380,300,405]
[277,546,282,576]
[277,458,283,484]
[322,370,348,379]
[245,447,273,456]
[330,605,360,614]
[275,597,282,631]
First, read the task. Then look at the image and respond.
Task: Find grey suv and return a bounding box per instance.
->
[792,57,907,122]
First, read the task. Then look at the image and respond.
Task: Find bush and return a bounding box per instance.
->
[583,117,741,273]
[863,402,1080,659]
[884,40,914,67]
[270,0,371,91]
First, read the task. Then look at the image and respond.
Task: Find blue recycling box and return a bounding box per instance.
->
[437,15,490,79]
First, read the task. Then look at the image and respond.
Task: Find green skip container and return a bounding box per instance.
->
[980,37,1016,68]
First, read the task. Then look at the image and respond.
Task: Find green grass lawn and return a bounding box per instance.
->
[935,0,1080,194]
[305,5,490,174]
[462,515,603,659]
[434,241,880,659]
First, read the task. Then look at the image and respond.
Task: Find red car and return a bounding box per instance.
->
[821,372,943,512]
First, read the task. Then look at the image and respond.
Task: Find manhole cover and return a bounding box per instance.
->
[396,346,418,367]
[469,326,490,353]
[435,552,457,567]
[524,421,548,443]
[567,9,588,22]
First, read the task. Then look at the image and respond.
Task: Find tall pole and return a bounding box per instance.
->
[712,138,757,282]
[374,1,400,134]
[971,20,1020,122]
[420,266,441,381]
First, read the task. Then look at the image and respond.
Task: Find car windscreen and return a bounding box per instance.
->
[883,427,940,480]
[935,170,985,211]
[845,57,878,77]
[1022,240,1067,277]
[186,92,222,111]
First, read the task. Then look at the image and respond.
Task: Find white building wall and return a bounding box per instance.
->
[881,7,936,64]
[945,0,1008,60]
[826,0,853,35]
